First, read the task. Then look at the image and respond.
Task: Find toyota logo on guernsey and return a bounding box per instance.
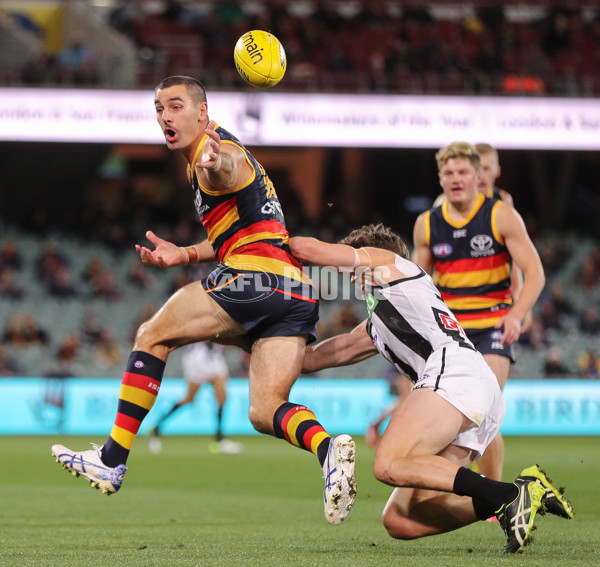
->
[432,243,453,258]
[470,234,494,257]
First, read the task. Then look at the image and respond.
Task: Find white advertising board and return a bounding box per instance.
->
[1,88,600,149]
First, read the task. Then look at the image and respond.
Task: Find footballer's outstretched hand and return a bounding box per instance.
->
[135,230,188,268]
[196,120,222,170]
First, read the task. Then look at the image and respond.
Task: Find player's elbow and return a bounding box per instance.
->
[301,346,320,374]
[289,237,318,263]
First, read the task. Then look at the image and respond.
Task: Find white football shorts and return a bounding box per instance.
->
[181,343,229,385]
[413,345,505,459]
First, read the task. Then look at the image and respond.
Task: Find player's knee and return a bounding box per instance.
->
[382,509,425,540]
[133,318,168,352]
[373,454,407,486]
[134,319,155,348]
[248,405,273,435]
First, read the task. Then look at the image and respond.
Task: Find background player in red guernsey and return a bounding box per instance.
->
[412,141,545,483]
[51,76,356,525]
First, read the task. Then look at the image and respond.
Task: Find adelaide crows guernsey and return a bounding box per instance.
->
[365,255,476,383]
[425,193,512,330]
[483,185,502,200]
[187,124,312,291]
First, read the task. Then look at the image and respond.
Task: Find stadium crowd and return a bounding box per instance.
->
[1,221,599,380]
[1,1,599,381]
[3,1,600,96]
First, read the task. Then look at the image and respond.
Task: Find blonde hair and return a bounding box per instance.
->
[435,141,481,171]
[474,143,499,164]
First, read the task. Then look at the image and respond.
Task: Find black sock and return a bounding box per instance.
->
[216,406,224,442]
[453,466,518,511]
[316,438,330,467]
[472,497,499,521]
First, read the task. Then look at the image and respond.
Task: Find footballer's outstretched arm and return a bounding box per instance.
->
[289,236,395,270]
[302,320,378,374]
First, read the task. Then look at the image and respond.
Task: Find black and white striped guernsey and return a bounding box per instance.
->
[365,255,476,383]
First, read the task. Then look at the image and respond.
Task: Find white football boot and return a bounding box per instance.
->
[51,443,126,494]
[322,434,357,524]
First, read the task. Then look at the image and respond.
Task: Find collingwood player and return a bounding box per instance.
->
[290,224,573,554]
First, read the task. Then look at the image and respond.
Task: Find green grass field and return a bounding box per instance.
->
[0,435,597,567]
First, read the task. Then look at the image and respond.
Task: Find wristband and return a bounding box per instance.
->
[359,247,372,266]
[339,247,360,273]
[180,246,190,264]
[185,245,200,264]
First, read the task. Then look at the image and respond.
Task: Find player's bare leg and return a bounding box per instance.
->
[209,373,242,453]
[374,388,477,538]
[249,337,356,524]
[52,284,245,490]
[374,388,546,553]
[134,283,246,358]
[247,336,306,434]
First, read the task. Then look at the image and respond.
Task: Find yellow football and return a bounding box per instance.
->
[234,30,286,89]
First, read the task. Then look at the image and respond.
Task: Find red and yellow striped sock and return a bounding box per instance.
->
[101,351,165,467]
[273,402,331,466]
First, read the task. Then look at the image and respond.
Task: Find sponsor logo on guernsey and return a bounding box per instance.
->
[432,243,453,257]
[453,229,467,238]
[469,234,494,257]
[194,190,210,217]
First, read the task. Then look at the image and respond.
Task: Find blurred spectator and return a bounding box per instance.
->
[36,239,69,287]
[539,301,562,332]
[47,266,78,298]
[162,0,192,23]
[107,1,139,42]
[580,244,600,291]
[0,269,26,300]
[8,2,600,96]
[79,310,106,345]
[579,305,600,335]
[2,314,49,348]
[81,254,105,285]
[543,346,571,378]
[128,261,157,290]
[0,238,23,272]
[45,333,81,378]
[537,241,562,278]
[518,316,550,351]
[92,330,123,368]
[0,344,20,376]
[89,269,123,301]
[20,54,58,85]
[541,9,573,56]
[56,39,99,85]
[579,349,600,379]
[547,284,575,318]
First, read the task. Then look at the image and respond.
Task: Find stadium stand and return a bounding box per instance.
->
[0,224,598,380]
[0,2,598,380]
[0,1,599,96]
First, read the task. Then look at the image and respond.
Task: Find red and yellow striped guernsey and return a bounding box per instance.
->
[188,124,313,291]
[426,194,512,329]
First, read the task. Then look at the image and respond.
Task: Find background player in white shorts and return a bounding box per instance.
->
[150,342,242,454]
[289,224,572,554]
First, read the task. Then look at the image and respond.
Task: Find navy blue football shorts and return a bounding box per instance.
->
[202,264,319,344]
[466,327,516,363]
